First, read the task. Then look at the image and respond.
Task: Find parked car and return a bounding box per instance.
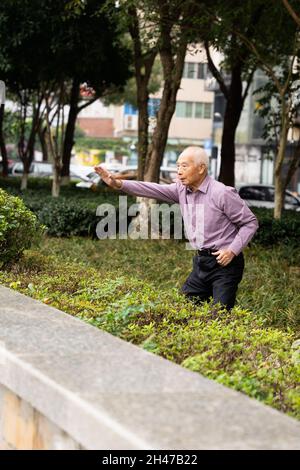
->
[11,161,53,177]
[75,165,178,189]
[238,184,300,211]
[10,162,97,182]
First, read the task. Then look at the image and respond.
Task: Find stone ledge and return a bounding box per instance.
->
[0,285,300,449]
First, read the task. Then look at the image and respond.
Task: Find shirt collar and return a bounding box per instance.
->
[186,174,211,194]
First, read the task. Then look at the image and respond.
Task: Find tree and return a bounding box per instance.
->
[0,0,131,191]
[228,0,300,218]
[102,1,161,181]
[0,81,8,177]
[56,0,132,184]
[142,0,192,183]
[104,1,194,184]
[0,0,52,188]
[199,0,264,186]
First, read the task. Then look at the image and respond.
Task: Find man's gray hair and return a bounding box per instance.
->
[180,146,209,168]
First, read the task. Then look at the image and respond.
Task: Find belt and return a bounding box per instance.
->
[197,248,214,256]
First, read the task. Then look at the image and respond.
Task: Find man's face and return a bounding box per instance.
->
[176,153,206,187]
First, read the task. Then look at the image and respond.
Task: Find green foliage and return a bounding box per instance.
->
[0,176,136,237]
[34,199,99,237]
[1,178,300,244]
[0,242,299,419]
[103,57,163,108]
[251,207,300,247]
[0,0,132,94]
[0,188,44,267]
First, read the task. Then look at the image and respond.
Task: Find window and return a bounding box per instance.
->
[176,101,193,118]
[195,102,203,118]
[176,101,212,119]
[197,63,207,79]
[195,102,212,119]
[124,103,138,116]
[204,103,212,119]
[183,62,207,79]
[183,62,196,79]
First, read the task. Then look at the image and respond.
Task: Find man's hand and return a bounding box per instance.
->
[212,248,235,266]
[94,165,122,189]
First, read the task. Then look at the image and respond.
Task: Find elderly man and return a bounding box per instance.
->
[95,146,258,310]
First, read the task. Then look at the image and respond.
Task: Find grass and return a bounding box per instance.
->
[0,236,299,420]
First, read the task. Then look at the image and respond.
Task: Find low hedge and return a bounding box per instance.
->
[0,189,44,267]
[1,177,299,243]
[25,198,300,245]
[251,208,300,247]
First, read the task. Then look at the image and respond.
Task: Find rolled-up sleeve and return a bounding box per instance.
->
[222,187,259,256]
[121,180,179,203]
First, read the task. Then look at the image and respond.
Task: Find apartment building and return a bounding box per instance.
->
[77,48,214,150]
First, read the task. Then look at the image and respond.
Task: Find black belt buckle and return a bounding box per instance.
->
[197,248,213,256]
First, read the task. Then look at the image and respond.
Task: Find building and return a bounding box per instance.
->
[77,47,214,163]
[77,100,114,138]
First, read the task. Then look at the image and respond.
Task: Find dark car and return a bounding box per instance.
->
[238,184,300,212]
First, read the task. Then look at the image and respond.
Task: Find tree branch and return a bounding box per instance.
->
[77,95,98,112]
[204,41,229,100]
[282,0,300,27]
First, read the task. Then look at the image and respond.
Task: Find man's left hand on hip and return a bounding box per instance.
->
[212,249,235,267]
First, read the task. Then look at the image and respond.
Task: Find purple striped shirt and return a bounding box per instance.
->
[121,175,258,255]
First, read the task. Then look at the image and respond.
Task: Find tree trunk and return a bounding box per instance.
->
[274,105,289,219]
[52,166,61,197]
[274,171,284,219]
[218,65,244,186]
[21,172,29,190]
[128,6,157,181]
[18,99,41,190]
[144,37,188,182]
[0,104,8,177]
[20,158,31,190]
[61,79,79,185]
[39,125,49,162]
[137,87,150,180]
[128,197,157,238]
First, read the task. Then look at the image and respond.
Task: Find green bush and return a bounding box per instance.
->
[0,189,44,267]
[251,208,300,247]
[1,177,300,243]
[35,199,99,237]
[1,251,299,420]
[0,177,136,237]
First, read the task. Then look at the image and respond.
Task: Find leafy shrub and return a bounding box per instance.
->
[1,177,300,243]
[0,177,135,237]
[1,252,299,420]
[0,189,44,266]
[251,208,300,247]
[35,199,99,237]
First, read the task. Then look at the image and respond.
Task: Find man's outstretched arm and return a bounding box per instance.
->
[94,165,179,203]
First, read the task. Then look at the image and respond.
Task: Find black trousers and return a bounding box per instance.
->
[181,252,245,310]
